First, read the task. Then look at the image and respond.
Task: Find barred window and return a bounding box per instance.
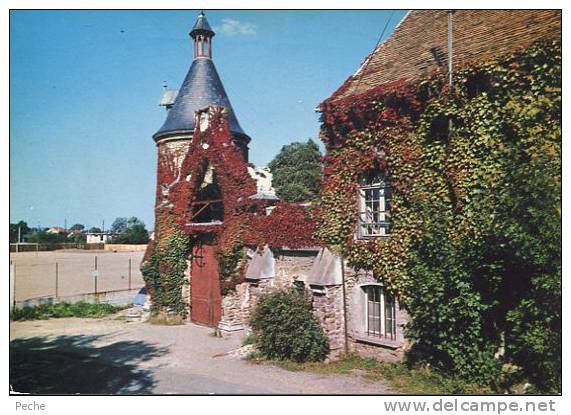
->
[365,285,396,340]
[358,171,391,237]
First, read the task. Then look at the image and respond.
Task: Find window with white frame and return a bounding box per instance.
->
[365,285,396,340]
[358,171,391,237]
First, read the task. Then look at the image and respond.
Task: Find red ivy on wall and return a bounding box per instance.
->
[146,107,319,296]
[245,203,321,249]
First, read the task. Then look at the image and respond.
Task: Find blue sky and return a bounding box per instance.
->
[10,9,407,230]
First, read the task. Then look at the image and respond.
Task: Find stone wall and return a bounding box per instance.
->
[217,247,410,362]
[310,285,345,356]
[218,249,316,332]
[15,287,143,308]
[104,244,148,252]
[158,139,191,170]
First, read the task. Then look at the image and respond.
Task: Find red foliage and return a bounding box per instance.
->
[148,107,319,293]
[319,80,423,150]
[245,203,321,249]
[153,108,258,247]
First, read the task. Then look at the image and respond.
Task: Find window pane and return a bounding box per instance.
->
[385,293,395,338]
[372,188,380,200]
[367,286,383,335]
[365,285,397,339]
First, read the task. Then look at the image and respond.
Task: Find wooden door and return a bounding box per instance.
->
[190,244,222,327]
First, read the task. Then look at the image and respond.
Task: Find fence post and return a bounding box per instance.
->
[11,262,16,310]
[128,258,132,291]
[55,262,59,298]
[94,255,98,295]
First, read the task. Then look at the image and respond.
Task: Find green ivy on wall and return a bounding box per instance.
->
[141,218,191,317]
[318,40,561,391]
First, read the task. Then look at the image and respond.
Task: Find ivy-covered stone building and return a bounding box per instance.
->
[315,9,561,387]
[144,10,561,388]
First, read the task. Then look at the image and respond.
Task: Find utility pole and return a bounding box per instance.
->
[55,262,59,298]
[340,254,349,355]
[447,10,455,142]
[94,255,99,296]
[447,10,454,92]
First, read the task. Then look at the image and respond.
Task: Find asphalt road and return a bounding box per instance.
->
[10,314,394,395]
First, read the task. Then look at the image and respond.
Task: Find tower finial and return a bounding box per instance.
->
[190,10,215,59]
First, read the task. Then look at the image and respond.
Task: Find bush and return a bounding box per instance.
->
[10,302,121,321]
[241,332,257,346]
[250,288,329,362]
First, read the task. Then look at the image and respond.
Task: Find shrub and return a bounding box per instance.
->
[250,288,329,362]
[241,332,257,346]
[10,302,121,321]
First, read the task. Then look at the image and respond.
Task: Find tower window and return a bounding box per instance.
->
[191,166,223,223]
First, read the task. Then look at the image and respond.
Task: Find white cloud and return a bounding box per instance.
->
[215,18,257,36]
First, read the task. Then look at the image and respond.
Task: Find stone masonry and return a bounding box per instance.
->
[218,249,316,332]
[218,247,410,362]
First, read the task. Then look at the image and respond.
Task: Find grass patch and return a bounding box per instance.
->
[10,302,124,321]
[248,353,490,394]
[241,332,257,346]
[148,313,184,326]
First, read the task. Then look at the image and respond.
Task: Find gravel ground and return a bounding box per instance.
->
[10,250,145,301]
[10,312,394,395]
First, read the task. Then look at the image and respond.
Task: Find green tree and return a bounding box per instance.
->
[268,139,322,202]
[88,227,102,233]
[69,224,85,232]
[10,221,30,243]
[111,217,128,234]
[69,233,87,244]
[27,230,68,244]
[111,217,149,244]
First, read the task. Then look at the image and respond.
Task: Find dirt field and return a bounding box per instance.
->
[10,250,146,302]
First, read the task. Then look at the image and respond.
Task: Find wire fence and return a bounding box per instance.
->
[10,242,105,253]
[10,250,146,304]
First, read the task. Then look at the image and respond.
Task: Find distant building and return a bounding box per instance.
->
[46,227,66,234]
[86,232,112,244]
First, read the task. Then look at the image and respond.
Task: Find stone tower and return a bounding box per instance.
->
[146,11,255,327]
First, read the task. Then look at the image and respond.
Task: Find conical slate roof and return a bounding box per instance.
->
[190,11,215,37]
[154,58,247,140]
[154,11,249,141]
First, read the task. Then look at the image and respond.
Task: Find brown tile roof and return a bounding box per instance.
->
[324,10,561,105]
